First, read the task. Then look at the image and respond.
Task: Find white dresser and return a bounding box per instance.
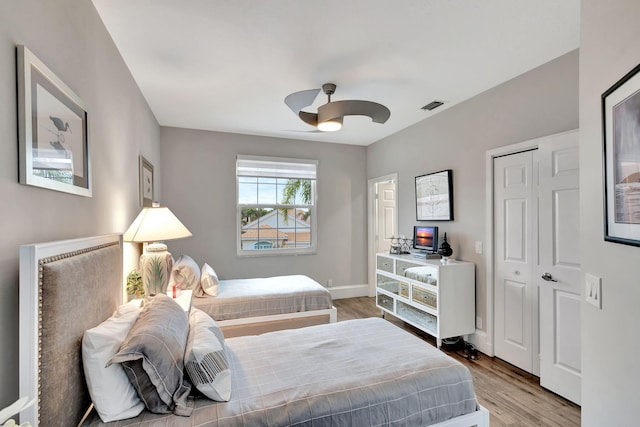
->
[375,253,475,347]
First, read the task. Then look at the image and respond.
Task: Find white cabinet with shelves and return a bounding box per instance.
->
[375,253,475,347]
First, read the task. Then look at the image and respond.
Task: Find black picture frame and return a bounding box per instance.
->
[415,169,453,221]
[602,62,640,246]
[17,45,91,197]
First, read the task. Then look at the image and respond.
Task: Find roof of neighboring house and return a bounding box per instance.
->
[243,209,310,230]
[288,231,311,243]
[241,225,288,241]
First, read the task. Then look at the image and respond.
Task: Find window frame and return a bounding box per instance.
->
[236,155,318,257]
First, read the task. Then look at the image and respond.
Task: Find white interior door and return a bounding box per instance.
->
[493,150,538,374]
[376,181,397,253]
[538,132,581,404]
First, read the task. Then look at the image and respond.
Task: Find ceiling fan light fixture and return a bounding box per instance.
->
[285,83,389,132]
[317,117,343,132]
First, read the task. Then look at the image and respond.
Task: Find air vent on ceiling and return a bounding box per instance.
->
[421,101,444,111]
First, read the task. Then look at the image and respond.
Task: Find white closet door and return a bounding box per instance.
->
[493,150,537,373]
[538,131,581,404]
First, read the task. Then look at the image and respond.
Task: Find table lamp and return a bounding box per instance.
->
[124,203,192,296]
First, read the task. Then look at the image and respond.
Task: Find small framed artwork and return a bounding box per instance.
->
[17,45,91,197]
[602,62,640,246]
[139,155,154,207]
[415,169,453,221]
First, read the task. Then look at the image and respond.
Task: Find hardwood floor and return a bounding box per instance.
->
[333,297,581,427]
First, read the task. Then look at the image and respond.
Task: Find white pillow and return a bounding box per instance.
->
[184,308,231,401]
[199,263,219,297]
[168,254,200,292]
[82,304,144,422]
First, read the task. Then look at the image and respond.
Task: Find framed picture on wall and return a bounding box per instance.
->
[415,169,454,221]
[17,45,91,197]
[139,155,154,207]
[603,62,640,246]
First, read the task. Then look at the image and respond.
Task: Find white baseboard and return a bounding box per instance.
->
[467,329,493,357]
[329,284,369,300]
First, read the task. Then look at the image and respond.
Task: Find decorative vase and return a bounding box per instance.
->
[140,244,173,296]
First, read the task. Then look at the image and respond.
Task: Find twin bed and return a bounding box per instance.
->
[194,274,337,337]
[18,234,489,426]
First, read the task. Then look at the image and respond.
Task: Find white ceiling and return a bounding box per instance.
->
[92,0,580,146]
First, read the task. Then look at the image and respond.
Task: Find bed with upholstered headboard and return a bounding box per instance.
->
[18,234,489,427]
[18,234,124,426]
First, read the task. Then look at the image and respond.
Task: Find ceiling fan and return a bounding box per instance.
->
[284,83,390,132]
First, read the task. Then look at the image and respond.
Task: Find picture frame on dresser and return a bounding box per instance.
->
[17,45,91,197]
[139,155,154,207]
[602,62,640,246]
[415,169,453,221]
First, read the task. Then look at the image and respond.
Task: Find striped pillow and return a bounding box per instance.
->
[184,308,231,401]
[198,263,219,297]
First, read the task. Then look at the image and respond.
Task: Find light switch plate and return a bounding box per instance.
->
[475,241,483,254]
[585,273,602,309]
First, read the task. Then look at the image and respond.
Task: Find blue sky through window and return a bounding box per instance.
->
[238,177,311,205]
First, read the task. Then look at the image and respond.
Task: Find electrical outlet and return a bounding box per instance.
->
[327,279,333,287]
[585,273,602,309]
[476,316,483,329]
[475,241,483,254]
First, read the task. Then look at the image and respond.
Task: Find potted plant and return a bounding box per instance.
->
[126,269,145,300]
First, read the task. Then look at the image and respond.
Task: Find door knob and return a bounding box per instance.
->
[541,272,557,282]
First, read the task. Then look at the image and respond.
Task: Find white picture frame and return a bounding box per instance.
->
[17,45,91,197]
[139,155,154,207]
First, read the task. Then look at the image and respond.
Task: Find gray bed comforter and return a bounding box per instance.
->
[83,317,478,426]
[191,275,333,321]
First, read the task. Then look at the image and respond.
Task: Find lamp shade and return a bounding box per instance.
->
[124,205,192,243]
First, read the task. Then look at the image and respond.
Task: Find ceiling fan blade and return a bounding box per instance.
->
[298,110,318,127]
[318,100,391,124]
[284,88,321,114]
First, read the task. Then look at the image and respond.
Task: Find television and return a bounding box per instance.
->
[413,225,439,254]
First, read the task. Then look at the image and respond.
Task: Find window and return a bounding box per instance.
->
[236,155,317,256]
[254,241,273,250]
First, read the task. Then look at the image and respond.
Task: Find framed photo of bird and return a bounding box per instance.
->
[16,45,91,197]
[138,155,154,207]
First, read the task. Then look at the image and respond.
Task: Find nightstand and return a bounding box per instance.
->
[170,289,192,313]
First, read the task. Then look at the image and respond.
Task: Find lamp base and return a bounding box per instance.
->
[140,244,173,296]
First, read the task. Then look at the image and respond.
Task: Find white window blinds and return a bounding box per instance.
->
[236,155,317,180]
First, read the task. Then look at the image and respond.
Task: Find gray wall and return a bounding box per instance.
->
[0,1,160,407]
[580,0,640,424]
[367,49,579,331]
[159,127,368,287]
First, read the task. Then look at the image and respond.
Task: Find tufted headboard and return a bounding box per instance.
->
[18,234,123,427]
